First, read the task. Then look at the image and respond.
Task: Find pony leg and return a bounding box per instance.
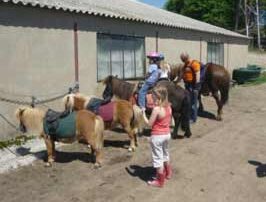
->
[212,92,222,121]
[198,92,204,112]
[172,112,180,139]
[134,132,138,147]
[43,135,55,167]
[125,127,136,152]
[94,149,103,169]
[90,144,103,169]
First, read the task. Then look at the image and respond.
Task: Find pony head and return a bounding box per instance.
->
[102,76,114,100]
[62,93,76,111]
[132,104,149,133]
[63,93,97,111]
[15,107,27,133]
[15,106,45,137]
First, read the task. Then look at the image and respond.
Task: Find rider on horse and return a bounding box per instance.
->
[158,53,171,81]
[138,51,162,112]
[175,53,202,123]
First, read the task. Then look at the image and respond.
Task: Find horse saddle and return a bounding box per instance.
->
[86,97,105,114]
[133,81,155,109]
[43,109,76,140]
[85,98,114,122]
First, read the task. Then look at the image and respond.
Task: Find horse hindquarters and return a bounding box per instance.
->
[76,110,104,167]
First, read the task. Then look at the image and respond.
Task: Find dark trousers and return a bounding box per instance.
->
[185,83,200,122]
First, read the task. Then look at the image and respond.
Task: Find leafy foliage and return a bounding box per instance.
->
[164,0,266,32]
[164,0,236,30]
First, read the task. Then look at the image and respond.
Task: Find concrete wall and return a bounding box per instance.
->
[225,43,249,72]
[0,2,249,140]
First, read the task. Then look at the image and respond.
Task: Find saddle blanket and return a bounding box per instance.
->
[43,110,76,139]
[98,102,114,122]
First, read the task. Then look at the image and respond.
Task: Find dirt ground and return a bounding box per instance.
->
[1,83,266,202]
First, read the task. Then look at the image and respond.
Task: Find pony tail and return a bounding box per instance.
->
[181,91,191,131]
[94,115,104,150]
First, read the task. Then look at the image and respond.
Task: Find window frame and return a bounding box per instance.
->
[96,33,146,82]
[207,42,224,66]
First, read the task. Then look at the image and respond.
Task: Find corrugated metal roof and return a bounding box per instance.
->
[1,0,248,39]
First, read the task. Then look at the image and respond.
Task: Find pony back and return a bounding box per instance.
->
[63,93,93,111]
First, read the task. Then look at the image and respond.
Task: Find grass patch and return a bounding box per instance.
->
[0,135,35,150]
[244,72,266,86]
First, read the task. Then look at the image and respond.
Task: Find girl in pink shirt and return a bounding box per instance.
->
[142,86,172,188]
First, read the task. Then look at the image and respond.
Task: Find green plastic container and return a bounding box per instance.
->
[233,67,261,84]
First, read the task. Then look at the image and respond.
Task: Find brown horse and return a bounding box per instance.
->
[15,106,104,168]
[170,63,230,120]
[63,93,145,152]
[102,76,192,138]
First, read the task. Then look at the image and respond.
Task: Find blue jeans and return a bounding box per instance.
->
[138,82,153,109]
[185,83,199,122]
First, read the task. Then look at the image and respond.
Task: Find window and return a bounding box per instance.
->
[97,33,145,81]
[207,42,224,66]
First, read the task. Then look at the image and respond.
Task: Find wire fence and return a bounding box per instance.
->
[0,85,78,134]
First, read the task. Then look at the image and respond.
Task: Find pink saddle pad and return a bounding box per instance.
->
[98,102,114,122]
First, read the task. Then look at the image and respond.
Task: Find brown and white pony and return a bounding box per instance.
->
[15,106,104,168]
[170,63,230,120]
[63,93,145,152]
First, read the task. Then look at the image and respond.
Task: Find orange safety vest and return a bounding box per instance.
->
[183,60,200,83]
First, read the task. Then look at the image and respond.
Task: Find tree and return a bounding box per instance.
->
[164,0,236,30]
[164,0,266,48]
[164,0,184,13]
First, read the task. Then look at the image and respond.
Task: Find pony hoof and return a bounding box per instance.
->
[216,117,222,121]
[185,133,192,138]
[94,163,102,169]
[128,147,135,152]
[45,162,52,167]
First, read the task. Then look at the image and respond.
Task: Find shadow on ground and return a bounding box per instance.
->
[126,165,155,182]
[16,147,46,160]
[248,160,266,177]
[104,139,130,149]
[198,110,216,120]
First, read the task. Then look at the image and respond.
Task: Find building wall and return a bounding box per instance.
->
[0,3,249,140]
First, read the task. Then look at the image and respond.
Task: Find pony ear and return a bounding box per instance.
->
[102,75,112,84]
